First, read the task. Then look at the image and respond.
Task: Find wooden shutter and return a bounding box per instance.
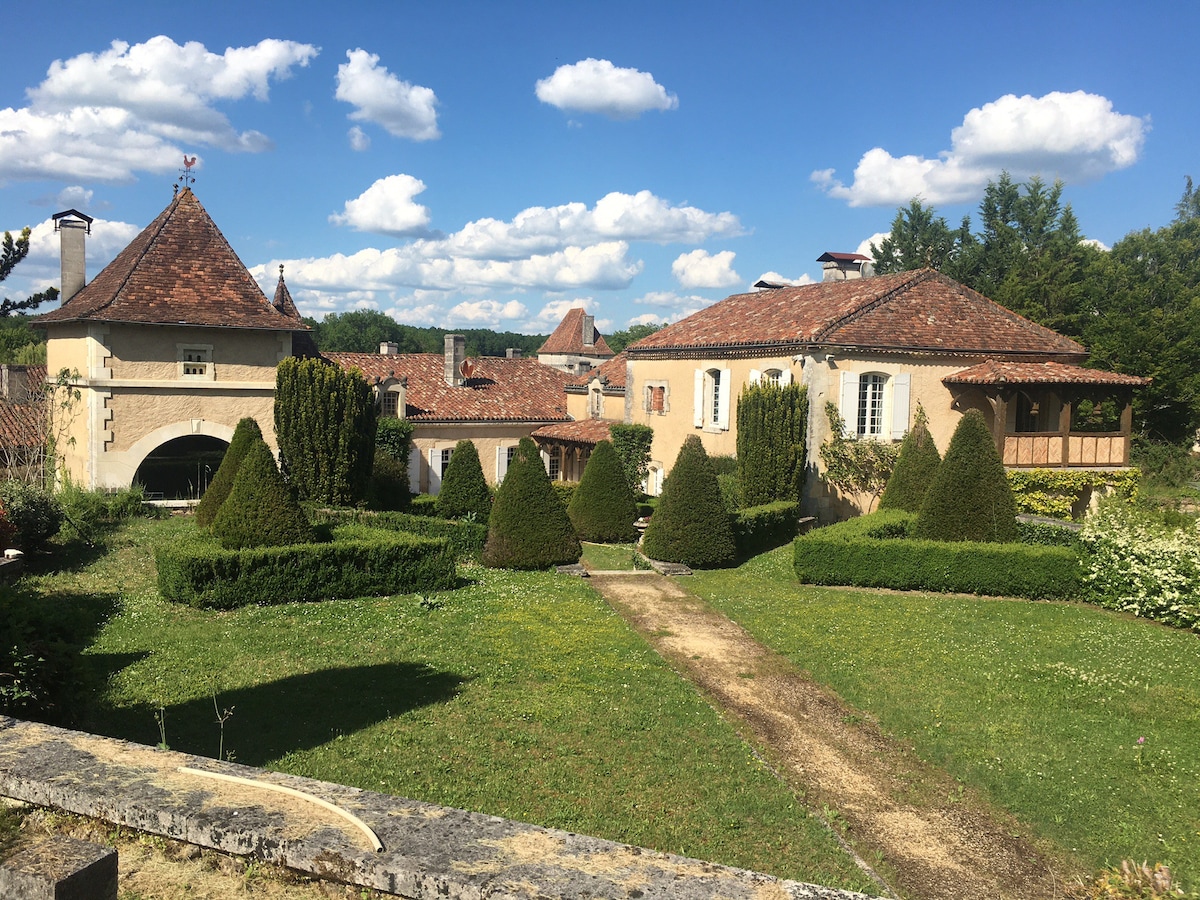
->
[891,373,911,440]
[717,369,731,430]
[839,371,860,437]
[693,369,704,427]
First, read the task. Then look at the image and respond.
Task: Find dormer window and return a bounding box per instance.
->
[177,344,213,380]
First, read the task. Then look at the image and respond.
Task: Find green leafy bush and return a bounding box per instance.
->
[879,406,940,512]
[195,417,262,527]
[57,483,153,543]
[732,501,801,559]
[314,508,486,559]
[365,448,410,511]
[567,440,638,543]
[376,416,415,461]
[0,481,62,550]
[1016,519,1080,547]
[483,438,580,570]
[716,473,742,512]
[212,438,313,549]
[916,409,1017,542]
[550,481,576,509]
[1006,468,1140,520]
[409,494,439,516]
[609,423,653,494]
[436,440,492,521]
[641,436,736,568]
[156,529,456,609]
[794,512,1080,599]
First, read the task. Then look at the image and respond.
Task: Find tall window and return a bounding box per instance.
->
[381,391,399,417]
[762,369,782,386]
[439,447,453,477]
[857,373,886,437]
[547,449,561,480]
[710,369,722,424]
[695,368,729,431]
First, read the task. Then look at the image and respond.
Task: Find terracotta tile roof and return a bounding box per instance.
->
[35,188,305,332]
[537,308,615,356]
[570,352,628,389]
[531,418,618,445]
[326,353,573,423]
[0,401,42,450]
[627,269,1087,359]
[943,359,1149,387]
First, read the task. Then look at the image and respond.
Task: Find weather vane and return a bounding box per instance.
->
[178,154,197,190]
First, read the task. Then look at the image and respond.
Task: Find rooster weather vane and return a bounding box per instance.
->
[177,154,197,191]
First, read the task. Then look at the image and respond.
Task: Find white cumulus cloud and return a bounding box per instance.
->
[329,174,432,236]
[335,49,440,141]
[752,271,815,289]
[671,249,739,289]
[0,36,318,184]
[536,58,678,119]
[447,299,529,327]
[348,126,370,151]
[813,91,1148,207]
[0,215,141,298]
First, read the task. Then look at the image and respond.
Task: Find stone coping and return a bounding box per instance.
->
[0,718,883,899]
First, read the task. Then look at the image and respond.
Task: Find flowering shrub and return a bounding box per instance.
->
[1079,502,1200,630]
[1007,468,1140,520]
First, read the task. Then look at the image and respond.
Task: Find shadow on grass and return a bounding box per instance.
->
[93,662,466,767]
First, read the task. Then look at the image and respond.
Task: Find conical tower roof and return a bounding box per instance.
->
[36,188,302,331]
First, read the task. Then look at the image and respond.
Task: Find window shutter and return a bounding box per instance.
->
[891,373,911,440]
[408,446,421,495]
[496,446,508,482]
[693,369,704,427]
[540,449,551,474]
[839,371,860,437]
[428,447,442,493]
[748,369,761,385]
[780,368,793,386]
[717,369,731,430]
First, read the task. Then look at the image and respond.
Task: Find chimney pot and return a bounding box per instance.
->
[444,334,466,387]
[581,314,595,347]
[380,341,399,355]
[56,213,90,303]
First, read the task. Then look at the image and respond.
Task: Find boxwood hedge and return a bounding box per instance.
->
[793,511,1081,599]
[156,529,456,609]
[732,501,803,559]
[313,508,486,559]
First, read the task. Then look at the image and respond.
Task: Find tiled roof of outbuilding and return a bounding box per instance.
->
[944,359,1149,387]
[0,401,42,450]
[570,352,628,390]
[35,188,305,332]
[538,308,615,356]
[531,418,618,445]
[627,269,1087,359]
[326,353,573,423]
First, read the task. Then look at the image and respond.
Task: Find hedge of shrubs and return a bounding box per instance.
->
[793,510,1081,599]
[156,529,456,609]
[731,501,802,559]
[313,508,486,559]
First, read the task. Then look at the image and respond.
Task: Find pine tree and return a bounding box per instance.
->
[212,437,313,549]
[641,435,736,568]
[483,438,580,569]
[879,405,941,512]
[915,409,1017,542]
[195,417,263,527]
[567,440,638,542]
[436,440,492,521]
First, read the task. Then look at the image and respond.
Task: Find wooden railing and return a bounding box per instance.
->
[1002,432,1129,468]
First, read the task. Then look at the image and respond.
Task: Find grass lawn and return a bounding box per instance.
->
[19,516,873,893]
[579,541,641,571]
[688,545,1200,893]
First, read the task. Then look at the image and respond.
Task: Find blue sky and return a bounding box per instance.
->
[2,0,1197,336]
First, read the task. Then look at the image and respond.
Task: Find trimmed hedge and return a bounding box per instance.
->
[156,530,457,609]
[436,440,492,521]
[732,501,802,559]
[410,494,440,516]
[195,417,261,527]
[313,508,486,559]
[212,438,313,549]
[642,435,736,568]
[568,440,638,543]
[483,437,581,570]
[794,512,1081,599]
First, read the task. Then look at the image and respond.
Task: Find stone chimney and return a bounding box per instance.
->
[505,348,522,359]
[380,341,399,355]
[581,314,595,347]
[444,334,466,387]
[54,210,93,304]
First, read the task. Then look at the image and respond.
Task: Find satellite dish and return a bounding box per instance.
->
[459,358,476,379]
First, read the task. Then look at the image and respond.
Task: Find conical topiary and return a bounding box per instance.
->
[915,409,1018,542]
[483,438,581,569]
[212,437,313,549]
[435,440,492,521]
[641,435,736,568]
[567,440,638,543]
[195,417,263,528]
[879,405,941,512]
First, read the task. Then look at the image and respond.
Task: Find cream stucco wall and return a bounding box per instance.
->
[409,423,546,496]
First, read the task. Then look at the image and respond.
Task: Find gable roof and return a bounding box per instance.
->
[36,188,303,332]
[326,353,573,424]
[538,308,615,356]
[568,351,628,391]
[627,269,1086,360]
[531,418,618,445]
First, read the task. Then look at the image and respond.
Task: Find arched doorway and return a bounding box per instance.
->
[133,435,229,500]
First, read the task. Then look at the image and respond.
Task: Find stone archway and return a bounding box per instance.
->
[133,435,229,500]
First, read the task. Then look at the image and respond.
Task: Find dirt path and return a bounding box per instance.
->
[589,572,1076,900]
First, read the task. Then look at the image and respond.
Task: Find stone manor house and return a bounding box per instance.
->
[32,190,1145,518]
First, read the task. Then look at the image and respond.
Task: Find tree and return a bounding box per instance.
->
[607,322,664,354]
[819,402,899,513]
[641,435,736,568]
[609,424,654,496]
[915,410,1017,543]
[1174,175,1200,223]
[366,417,414,510]
[436,440,492,521]
[567,440,638,542]
[870,200,969,275]
[194,417,263,527]
[736,381,807,506]
[482,437,580,569]
[212,437,313,549]
[275,357,376,505]
[879,405,941,512]
[1,227,59,316]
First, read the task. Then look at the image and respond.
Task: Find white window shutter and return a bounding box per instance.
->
[717,369,731,430]
[693,369,704,427]
[891,373,911,440]
[780,368,793,386]
[540,449,551,474]
[839,371,860,437]
[496,446,508,482]
[408,446,421,495]
[428,447,442,493]
[748,369,761,385]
